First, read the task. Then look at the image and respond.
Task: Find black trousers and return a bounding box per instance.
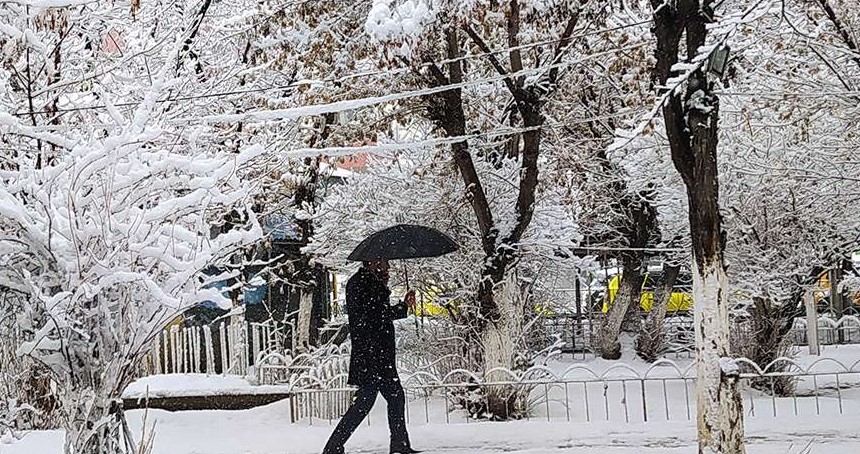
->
[323,377,410,451]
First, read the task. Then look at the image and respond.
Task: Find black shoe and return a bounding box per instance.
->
[390,448,421,454]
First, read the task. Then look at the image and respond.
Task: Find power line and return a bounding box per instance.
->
[715,90,860,98]
[12,83,300,117]
[269,116,631,160]
[180,43,649,125]
[570,246,689,253]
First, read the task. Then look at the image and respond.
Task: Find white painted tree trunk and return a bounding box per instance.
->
[481,275,524,419]
[597,279,636,359]
[296,291,315,352]
[693,260,745,454]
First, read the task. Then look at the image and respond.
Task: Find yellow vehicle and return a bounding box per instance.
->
[408,286,558,317]
[601,272,693,313]
[411,285,458,317]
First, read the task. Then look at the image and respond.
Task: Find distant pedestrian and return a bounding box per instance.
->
[322,260,420,454]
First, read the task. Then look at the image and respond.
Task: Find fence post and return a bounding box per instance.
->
[171,325,179,373]
[805,291,820,356]
[220,322,229,375]
[154,340,161,374]
[162,329,170,373]
[204,325,215,374]
[193,326,201,373]
[252,324,261,364]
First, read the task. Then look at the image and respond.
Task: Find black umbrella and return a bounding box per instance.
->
[347,224,458,261]
[348,224,458,337]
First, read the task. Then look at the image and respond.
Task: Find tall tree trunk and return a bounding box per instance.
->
[651,1,745,452]
[421,0,578,415]
[636,264,680,362]
[293,113,333,350]
[422,26,541,417]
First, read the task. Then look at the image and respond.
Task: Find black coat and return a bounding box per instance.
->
[345,267,408,386]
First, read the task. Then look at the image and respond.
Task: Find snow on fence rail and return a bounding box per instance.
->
[280,358,860,425]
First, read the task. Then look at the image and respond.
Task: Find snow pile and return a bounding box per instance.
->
[122,374,292,399]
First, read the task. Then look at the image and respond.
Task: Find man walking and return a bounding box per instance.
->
[322,259,420,454]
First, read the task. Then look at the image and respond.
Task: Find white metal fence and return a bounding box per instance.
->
[280,357,860,425]
[788,315,860,345]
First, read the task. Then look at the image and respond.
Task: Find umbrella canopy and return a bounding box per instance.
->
[347,224,459,261]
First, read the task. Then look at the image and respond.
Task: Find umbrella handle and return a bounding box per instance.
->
[404,263,420,337]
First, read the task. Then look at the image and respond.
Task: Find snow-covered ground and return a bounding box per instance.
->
[5,401,860,454]
[5,345,860,453]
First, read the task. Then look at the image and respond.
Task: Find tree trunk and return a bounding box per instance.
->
[292,118,328,349]
[421,15,560,419]
[636,264,680,362]
[734,295,802,396]
[595,191,656,356]
[651,0,746,451]
[692,261,744,454]
[295,291,315,351]
[596,257,643,359]
[619,264,646,334]
[481,275,525,420]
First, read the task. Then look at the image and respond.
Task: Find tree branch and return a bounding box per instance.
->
[547,6,582,85]
[461,23,521,98]
[507,0,524,84]
[431,28,496,255]
[815,0,860,72]
[176,0,213,74]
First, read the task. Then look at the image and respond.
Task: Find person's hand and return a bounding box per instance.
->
[404,290,416,309]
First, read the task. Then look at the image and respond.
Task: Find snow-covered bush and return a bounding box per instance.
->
[1,118,263,453]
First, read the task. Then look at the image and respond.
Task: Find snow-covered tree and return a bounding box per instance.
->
[1,2,271,451]
[357,0,612,418]
[718,0,860,376]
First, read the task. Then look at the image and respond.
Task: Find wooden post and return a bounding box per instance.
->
[204,325,215,374]
[575,277,582,353]
[805,291,820,356]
